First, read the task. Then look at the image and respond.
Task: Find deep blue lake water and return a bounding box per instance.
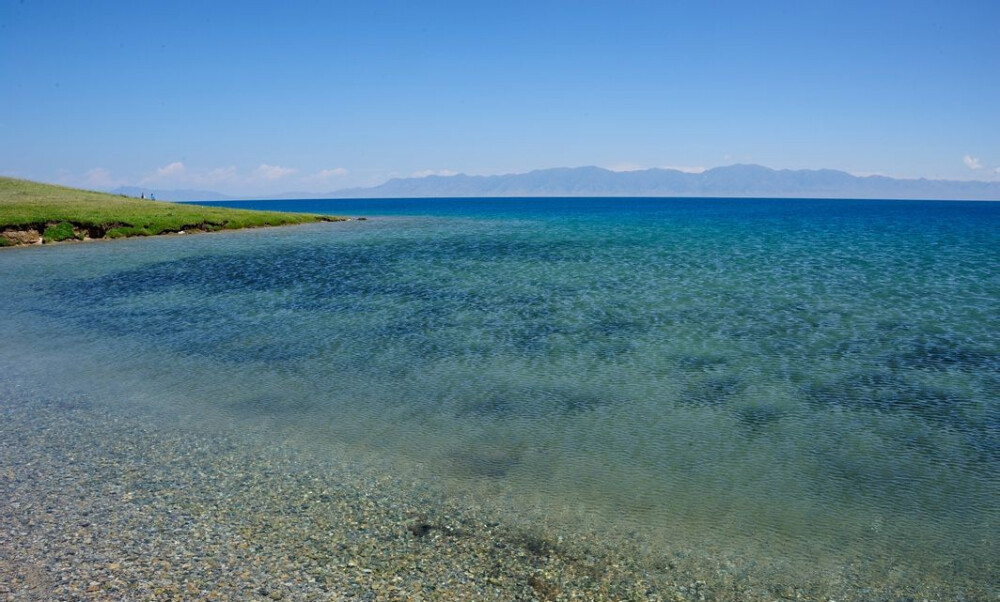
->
[3,197,997,594]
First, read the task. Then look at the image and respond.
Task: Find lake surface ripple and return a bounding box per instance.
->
[2,197,997,596]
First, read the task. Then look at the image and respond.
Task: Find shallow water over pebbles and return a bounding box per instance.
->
[1,198,997,599]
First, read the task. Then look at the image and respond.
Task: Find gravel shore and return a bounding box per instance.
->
[1,376,993,602]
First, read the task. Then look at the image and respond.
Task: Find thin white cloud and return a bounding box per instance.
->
[605,162,644,172]
[82,167,123,188]
[660,165,706,174]
[138,163,242,189]
[140,161,187,185]
[200,166,239,184]
[253,164,296,180]
[156,161,185,177]
[411,169,458,178]
[306,167,349,181]
[963,155,983,169]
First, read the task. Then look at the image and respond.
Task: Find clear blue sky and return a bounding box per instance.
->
[2,0,998,195]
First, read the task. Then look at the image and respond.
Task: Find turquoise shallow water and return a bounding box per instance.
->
[2,197,998,591]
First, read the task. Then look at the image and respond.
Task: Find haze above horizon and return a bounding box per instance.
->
[2,0,998,197]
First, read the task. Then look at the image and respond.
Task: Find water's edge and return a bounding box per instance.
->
[2,198,997,599]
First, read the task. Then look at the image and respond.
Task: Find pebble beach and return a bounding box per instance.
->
[0,378,687,602]
[2,370,993,602]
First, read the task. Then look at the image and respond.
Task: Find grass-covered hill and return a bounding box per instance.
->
[0,177,341,246]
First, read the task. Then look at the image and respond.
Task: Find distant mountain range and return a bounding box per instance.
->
[115,165,1000,201]
[330,165,1000,200]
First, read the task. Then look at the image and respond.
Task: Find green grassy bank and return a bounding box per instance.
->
[0,177,342,246]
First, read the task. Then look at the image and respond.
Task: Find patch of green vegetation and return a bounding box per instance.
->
[0,177,343,246]
[42,221,79,242]
[106,226,151,238]
[0,237,12,247]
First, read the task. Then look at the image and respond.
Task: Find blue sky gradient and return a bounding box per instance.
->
[2,0,998,195]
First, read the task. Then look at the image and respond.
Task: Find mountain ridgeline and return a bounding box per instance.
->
[330,164,1000,200]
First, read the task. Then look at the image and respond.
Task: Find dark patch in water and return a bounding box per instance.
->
[733,404,787,430]
[459,395,517,418]
[679,375,746,406]
[519,533,558,557]
[674,354,730,371]
[806,371,999,471]
[592,340,637,360]
[829,337,876,357]
[407,522,436,538]
[457,385,611,418]
[963,411,1000,465]
[875,319,915,333]
[802,371,972,424]
[40,235,672,365]
[49,235,595,307]
[503,322,570,354]
[555,389,610,413]
[886,336,1000,373]
[446,446,523,478]
[592,317,647,337]
[48,241,474,318]
[800,373,1000,470]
